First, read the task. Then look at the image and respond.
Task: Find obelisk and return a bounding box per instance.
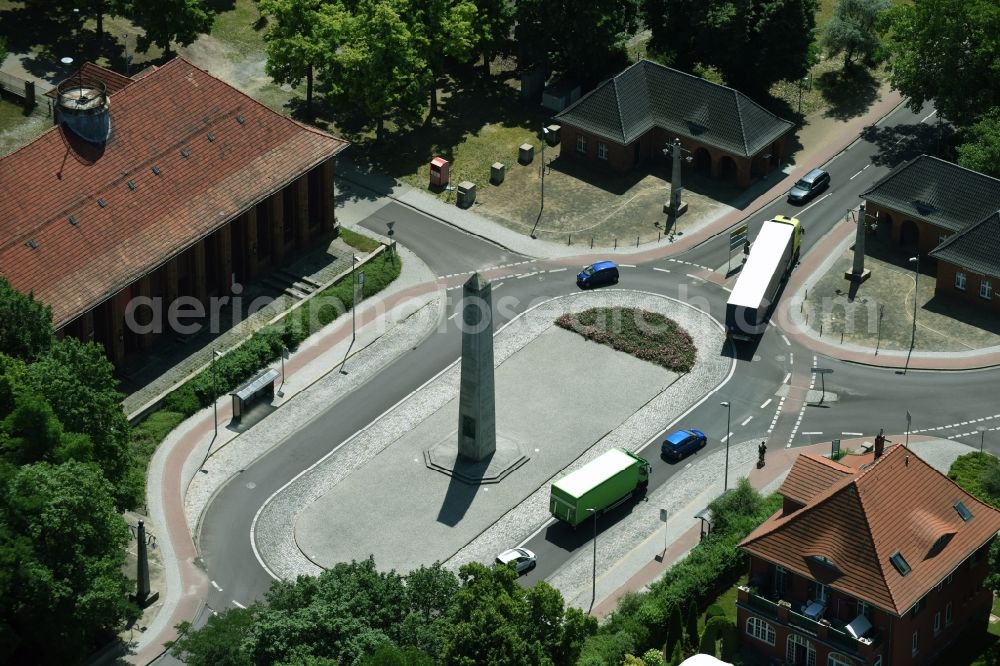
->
[457,272,496,462]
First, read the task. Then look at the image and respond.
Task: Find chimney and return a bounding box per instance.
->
[874,429,885,459]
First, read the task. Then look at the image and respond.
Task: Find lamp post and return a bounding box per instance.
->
[541,127,550,213]
[211,349,223,436]
[797,76,809,116]
[351,254,358,343]
[586,507,597,614]
[720,401,732,492]
[979,425,987,457]
[908,254,920,350]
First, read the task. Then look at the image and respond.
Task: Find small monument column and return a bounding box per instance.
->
[457,273,496,462]
[844,202,872,283]
[131,520,159,607]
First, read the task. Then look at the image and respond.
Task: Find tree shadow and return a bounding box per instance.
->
[815,67,880,121]
[861,122,952,168]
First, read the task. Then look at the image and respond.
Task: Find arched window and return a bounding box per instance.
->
[786,633,816,666]
[828,653,853,666]
[745,616,775,645]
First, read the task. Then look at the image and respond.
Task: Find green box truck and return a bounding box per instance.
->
[549,448,652,527]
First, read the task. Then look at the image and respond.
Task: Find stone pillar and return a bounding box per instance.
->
[109,291,126,364]
[321,158,336,233]
[217,224,233,293]
[136,275,153,351]
[296,175,310,246]
[270,192,286,265]
[457,273,496,462]
[131,520,159,607]
[192,239,207,304]
[245,208,259,281]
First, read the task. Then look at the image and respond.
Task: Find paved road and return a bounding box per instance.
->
[196,98,1000,615]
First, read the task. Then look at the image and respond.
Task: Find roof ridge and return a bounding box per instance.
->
[922,154,1000,185]
[931,210,1000,254]
[801,452,855,472]
[734,90,750,156]
[611,74,627,144]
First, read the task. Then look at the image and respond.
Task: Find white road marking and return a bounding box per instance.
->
[686,273,704,281]
[721,432,734,443]
[842,432,863,436]
[849,164,871,180]
[921,110,937,123]
[801,431,824,435]
[232,600,246,609]
[653,267,671,273]
[548,268,567,273]
[493,282,504,289]
[781,334,790,346]
[517,271,538,279]
[797,193,832,216]
[760,399,772,409]
[619,264,636,268]
[741,416,753,426]
[211,580,223,592]
[783,373,791,383]
[448,311,460,320]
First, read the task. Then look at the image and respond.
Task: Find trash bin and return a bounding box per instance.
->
[430,156,450,187]
[456,181,476,208]
[490,162,505,185]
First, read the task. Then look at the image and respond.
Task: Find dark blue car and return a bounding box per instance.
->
[661,429,707,461]
[576,261,619,289]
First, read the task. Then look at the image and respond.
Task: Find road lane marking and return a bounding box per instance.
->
[802,431,823,435]
[921,110,937,123]
[493,282,504,289]
[797,193,832,216]
[232,600,246,609]
[760,399,772,409]
[448,311,460,320]
[211,580,223,592]
[686,273,704,281]
[517,271,538,279]
[783,373,791,383]
[547,268,566,273]
[842,431,863,436]
[849,164,871,180]
[619,264,636,268]
[741,416,753,426]
[781,334,790,346]
[721,432,733,443]
[653,267,671,273]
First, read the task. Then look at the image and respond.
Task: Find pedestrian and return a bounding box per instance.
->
[758,441,767,468]
[743,238,751,257]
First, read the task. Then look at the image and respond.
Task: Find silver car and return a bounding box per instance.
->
[495,547,536,574]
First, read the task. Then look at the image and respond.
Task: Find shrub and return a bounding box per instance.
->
[949,453,1000,508]
[719,619,738,660]
[704,604,725,621]
[164,383,200,415]
[685,599,699,648]
[641,648,665,666]
[340,227,381,253]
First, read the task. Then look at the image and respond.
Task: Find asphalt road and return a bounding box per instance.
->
[196,98,1000,616]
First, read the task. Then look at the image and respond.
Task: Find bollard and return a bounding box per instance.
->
[590,237,593,249]
[841,331,844,344]
[568,234,572,245]
[614,238,617,249]
[658,231,661,242]
[636,236,640,247]
[805,288,809,301]
[820,322,823,337]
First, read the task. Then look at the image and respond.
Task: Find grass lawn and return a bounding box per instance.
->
[555,306,697,373]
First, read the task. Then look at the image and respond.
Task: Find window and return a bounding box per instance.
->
[955,272,967,290]
[981,280,993,299]
[911,596,925,618]
[890,551,911,576]
[934,611,941,636]
[774,565,789,596]
[946,601,953,626]
[912,630,919,656]
[955,500,974,522]
[576,134,587,154]
[746,617,775,645]
[857,599,871,619]
[828,654,852,666]
[816,582,829,604]
[786,634,817,666]
[873,657,882,666]
[597,142,608,160]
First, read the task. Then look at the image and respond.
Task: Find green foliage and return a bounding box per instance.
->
[555,307,697,373]
[0,276,54,362]
[948,453,1000,508]
[719,618,738,660]
[409,0,478,113]
[822,0,890,67]
[707,477,764,534]
[578,631,638,666]
[700,615,730,656]
[340,228,383,253]
[168,608,256,666]
[357,644,436,665]
[124,0,215,53]
[704,603,725,621]
[684,599,699,648]
[641,647,666,666]
[666,641,684,666]
[0,461,139,663]
[883,0,1000,125]
[956,107,1000,179]
[645,0,820,95]
[259,0,328,113]
[471,0,514,72]
[664,604,683,655]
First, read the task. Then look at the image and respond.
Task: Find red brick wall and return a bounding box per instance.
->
[934,261,1000,312]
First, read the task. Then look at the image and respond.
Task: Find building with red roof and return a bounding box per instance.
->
[0,57,349,365]
[736,444,1000,665]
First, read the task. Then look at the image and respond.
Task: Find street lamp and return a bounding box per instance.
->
[211,349,223,436]
[541,127,550,211]
[720,401,732,492]
[586,507,597,614]
[351,254,358,343]
[908,254,920,350]
[978,425,987,457]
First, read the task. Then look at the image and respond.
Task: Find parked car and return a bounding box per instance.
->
[495,547,536,574]
[787,168,830,204]
[576,260,619,289]
[661,428,707,461]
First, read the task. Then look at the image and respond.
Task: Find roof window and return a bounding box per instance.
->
[152,165,161,175]
[68,215,77,226]
[26,239,37,250]
[207,132,215,142]
[890,551,911,576]
[954,501,973,522]
[97,198,106,208]
[181,148,190,158]
[911,199,937,216]
[236,115,245,125]
[127,180,136,191]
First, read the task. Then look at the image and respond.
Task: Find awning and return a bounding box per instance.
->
[231,368,279,400]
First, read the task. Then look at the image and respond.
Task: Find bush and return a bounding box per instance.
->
[704,604,725,621]
[164,383,200,415]
[340,227,381,253]
[948,453,1000,508]
[698,617,718,656]
[719,619,738,660]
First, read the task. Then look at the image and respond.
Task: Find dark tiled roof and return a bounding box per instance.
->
[0,57,349,328]
[777,454,854,506]
[739,446,1000,615]
[44,62,135,98]
[861,155,1000,233]
[930,211,1000,277]
[555,60,793,157]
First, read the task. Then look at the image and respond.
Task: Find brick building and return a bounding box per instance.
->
[0,57,349,365]
[553,59,793,187]
[861,155,1000,312]
[736,444,1000,666]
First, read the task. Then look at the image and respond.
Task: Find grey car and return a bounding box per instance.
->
[787,168,830,204]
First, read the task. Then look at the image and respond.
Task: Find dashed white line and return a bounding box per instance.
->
[211,580,223,592]
[741,416,753,426]
[921,110,937,123]
[517,271,538,279]
[842,431,863,436]
[686,273,704,281]
[448,311,460,320]
[619,264,636,268]
[781,334,790,346]
[493,282,504,289]
[721,432,734,443]
[797,193,832,216]
[801,431,824,435]
[653,267,671,273]
[783,373,791,384]
[547,268,567,273]
[849,164,871,180]
[232,600,246,609]
[760,398,772,409]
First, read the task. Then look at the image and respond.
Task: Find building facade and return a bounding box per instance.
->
[0,58,349,365]
[737,445,1000,666]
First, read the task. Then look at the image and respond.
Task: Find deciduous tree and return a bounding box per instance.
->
[123,0,215,55]
[822,0,889,68]
[409,0,478,115]
[0,277,53,363]
[956,108,1000,179]
[470,0,513,75]
[260,0,328,117]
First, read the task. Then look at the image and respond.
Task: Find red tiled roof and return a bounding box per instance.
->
[44,62,135,98]
[0,58,349,327]
[777,453,854,506]
[740,445,1000,615]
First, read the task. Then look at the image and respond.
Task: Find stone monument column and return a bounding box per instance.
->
[457,272,496,462]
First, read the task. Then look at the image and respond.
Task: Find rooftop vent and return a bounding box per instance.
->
[152,166,161,175]
[97,198,106,208]
[26,239,38,250]
[181,148,190,158]
[236,115,245,125]
[207,132,215,142]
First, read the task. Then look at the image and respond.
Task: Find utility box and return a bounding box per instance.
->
[519,143,534,165]
[490,162,505,185]
[545,125,561,146]
[456,181,476,208]
[429,156,450,187]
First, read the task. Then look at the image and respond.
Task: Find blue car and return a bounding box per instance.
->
[661,429,707,461]
[576,261,619,289]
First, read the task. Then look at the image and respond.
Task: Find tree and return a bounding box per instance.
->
[684,599,699,649]
[167,607,256,666]
[663,603,683,655]
[644,0,707,72]
[322,0,428,142]
[551,0,641,86]
[409,0,478,115]
[0,277,53,363]
[123,0,214,54]
[641,648,666,666]
[956,108,1000,179]
[260,0,328,118]
[0,461,138,663]
[513,0,551,73]
[822,0,889,68]
[470,0,513,75]
[666,641,684,666]
[698,616,719,655]
[883,0,1000,125]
